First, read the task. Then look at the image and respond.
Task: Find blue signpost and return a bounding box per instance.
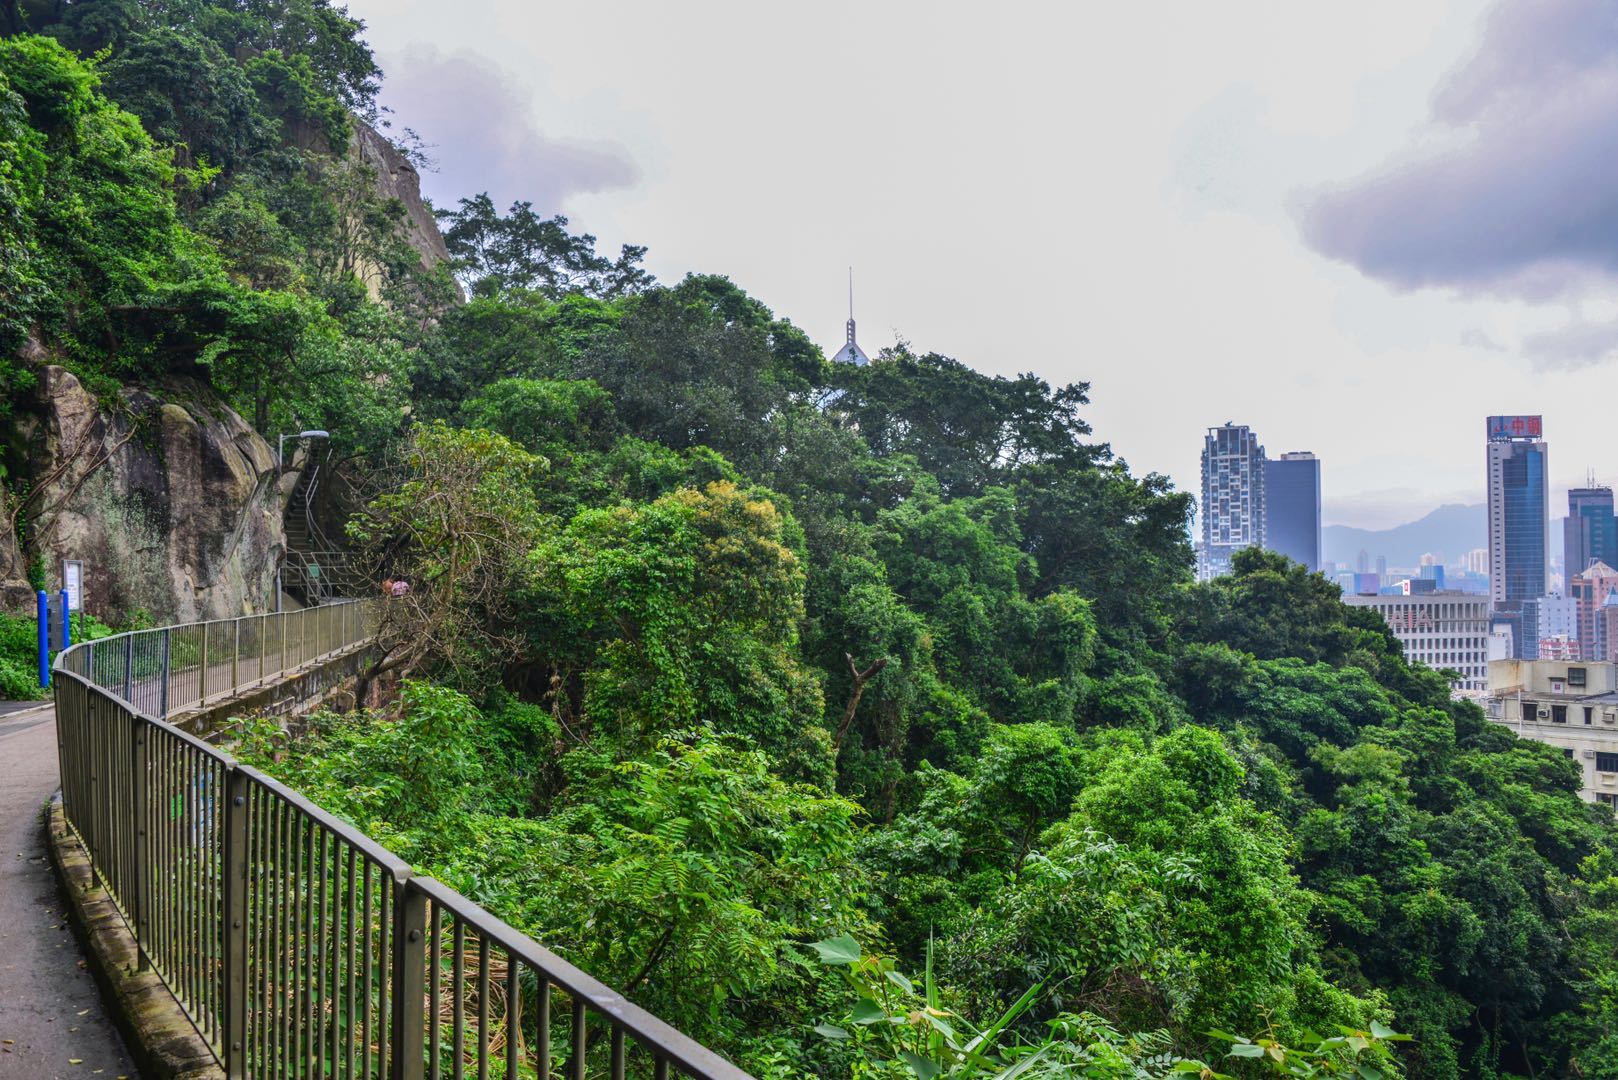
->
[60,589,71,651]
[36,590,48,689]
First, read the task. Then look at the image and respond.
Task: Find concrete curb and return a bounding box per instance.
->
[45,794,225,1080]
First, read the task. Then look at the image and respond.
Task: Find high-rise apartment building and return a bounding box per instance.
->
[1199,423,1266,580]
[1566,486,1618,579]
[1486,415,1549,656]
[1264,452,1321,572]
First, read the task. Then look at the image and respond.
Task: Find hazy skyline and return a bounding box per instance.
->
[349,0,1614,529]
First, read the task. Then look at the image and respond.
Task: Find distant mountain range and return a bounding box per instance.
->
[1323,504,1486,568]
[1323,503,1578,574]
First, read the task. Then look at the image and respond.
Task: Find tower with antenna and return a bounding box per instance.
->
[830,268,871,366]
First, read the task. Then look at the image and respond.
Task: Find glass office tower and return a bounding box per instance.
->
[1566,486,1618,579]
[1486,415,1549,656]
[1265,451,1321,572]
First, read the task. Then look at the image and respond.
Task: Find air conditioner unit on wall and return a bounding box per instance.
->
[1537,707,1551,718]
[1584,749,1596,759]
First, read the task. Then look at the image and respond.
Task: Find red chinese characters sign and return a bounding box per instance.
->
[1487,415,1543,439]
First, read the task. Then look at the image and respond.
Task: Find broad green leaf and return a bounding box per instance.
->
[814,1024,850,1040]
[810,935,862,965]
[886,969,916,995]
[1368,1021,1400,1041]
[853,999,887,1025]
[899,1051,942,1080]
[1227,1043,1264,1059]
[921,1011,958,1042]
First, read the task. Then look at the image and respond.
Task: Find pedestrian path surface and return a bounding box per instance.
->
[0,704,139,1078]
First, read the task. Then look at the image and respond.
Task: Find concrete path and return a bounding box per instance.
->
[0,705,139,1079]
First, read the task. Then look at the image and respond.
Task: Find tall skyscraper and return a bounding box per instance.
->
[1486,415,1549,656]
[1265,452,1321,572]
[1199,423,1266,580]
[1565,484,1617,579]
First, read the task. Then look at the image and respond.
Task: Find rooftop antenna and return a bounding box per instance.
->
[846,267,857,346]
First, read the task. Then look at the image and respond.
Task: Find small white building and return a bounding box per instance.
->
[1486,659,1618,806]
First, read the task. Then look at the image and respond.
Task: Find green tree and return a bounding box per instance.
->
[437,192,652,301]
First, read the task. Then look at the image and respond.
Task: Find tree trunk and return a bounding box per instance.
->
[833,653,888,750]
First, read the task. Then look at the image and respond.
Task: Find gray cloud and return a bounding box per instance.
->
[375,46,640,215]
[1298,0,1618,295]
[1523,316,1618,370]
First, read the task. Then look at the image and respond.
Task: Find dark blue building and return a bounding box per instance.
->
[1565,486,1617,579]
[1265,452,1320,572]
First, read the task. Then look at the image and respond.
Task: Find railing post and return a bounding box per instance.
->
[199,621,210,702]
[37,590,48,689]
[159,628,171,718]
[130,711,149,969]
[259,614,268,687]
[391,878,426,1080]
[281,610,289,675]
[232,619,240,694]
[123,633,133,702]
[221,768,250,1079]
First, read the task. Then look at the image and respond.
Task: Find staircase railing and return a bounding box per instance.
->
[283,452,368,609]
[52,602,753,1080]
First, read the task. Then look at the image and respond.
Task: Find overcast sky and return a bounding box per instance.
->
[348,0,1618,529]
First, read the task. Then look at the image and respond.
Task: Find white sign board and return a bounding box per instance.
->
[63,560,83,612]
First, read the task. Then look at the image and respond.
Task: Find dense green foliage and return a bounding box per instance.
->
[0,606,119,697]
[11,8,1618,1078]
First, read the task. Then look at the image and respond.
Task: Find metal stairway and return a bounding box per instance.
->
[281,450,365,605]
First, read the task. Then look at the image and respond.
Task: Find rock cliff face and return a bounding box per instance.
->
[351,120,458,297]
[0,366,290,621]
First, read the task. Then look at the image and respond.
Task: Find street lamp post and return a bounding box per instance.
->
[276,429,330,613]
[278,429,330,470]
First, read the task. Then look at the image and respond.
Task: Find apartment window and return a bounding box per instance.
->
[1600,793,1618,808]
[1564,748,1576,758]
[1553,704,1568,724]
[1570,667,1588,687]
[1598,752,1618,774]
[1587,707,1595,726]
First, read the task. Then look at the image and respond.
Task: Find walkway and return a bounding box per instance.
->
[0,704,139,1079]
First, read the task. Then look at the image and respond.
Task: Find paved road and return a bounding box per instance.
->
[0,705,139,1079]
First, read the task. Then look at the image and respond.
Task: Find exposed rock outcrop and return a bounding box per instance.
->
[1,366,290,621]
[351,119,459,298]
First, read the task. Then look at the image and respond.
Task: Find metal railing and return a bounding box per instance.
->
[53,601,753,1080]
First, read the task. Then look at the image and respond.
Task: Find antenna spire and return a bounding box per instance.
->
[848,267,854,322]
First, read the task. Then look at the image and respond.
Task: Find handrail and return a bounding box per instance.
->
[52,601,755,1080]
